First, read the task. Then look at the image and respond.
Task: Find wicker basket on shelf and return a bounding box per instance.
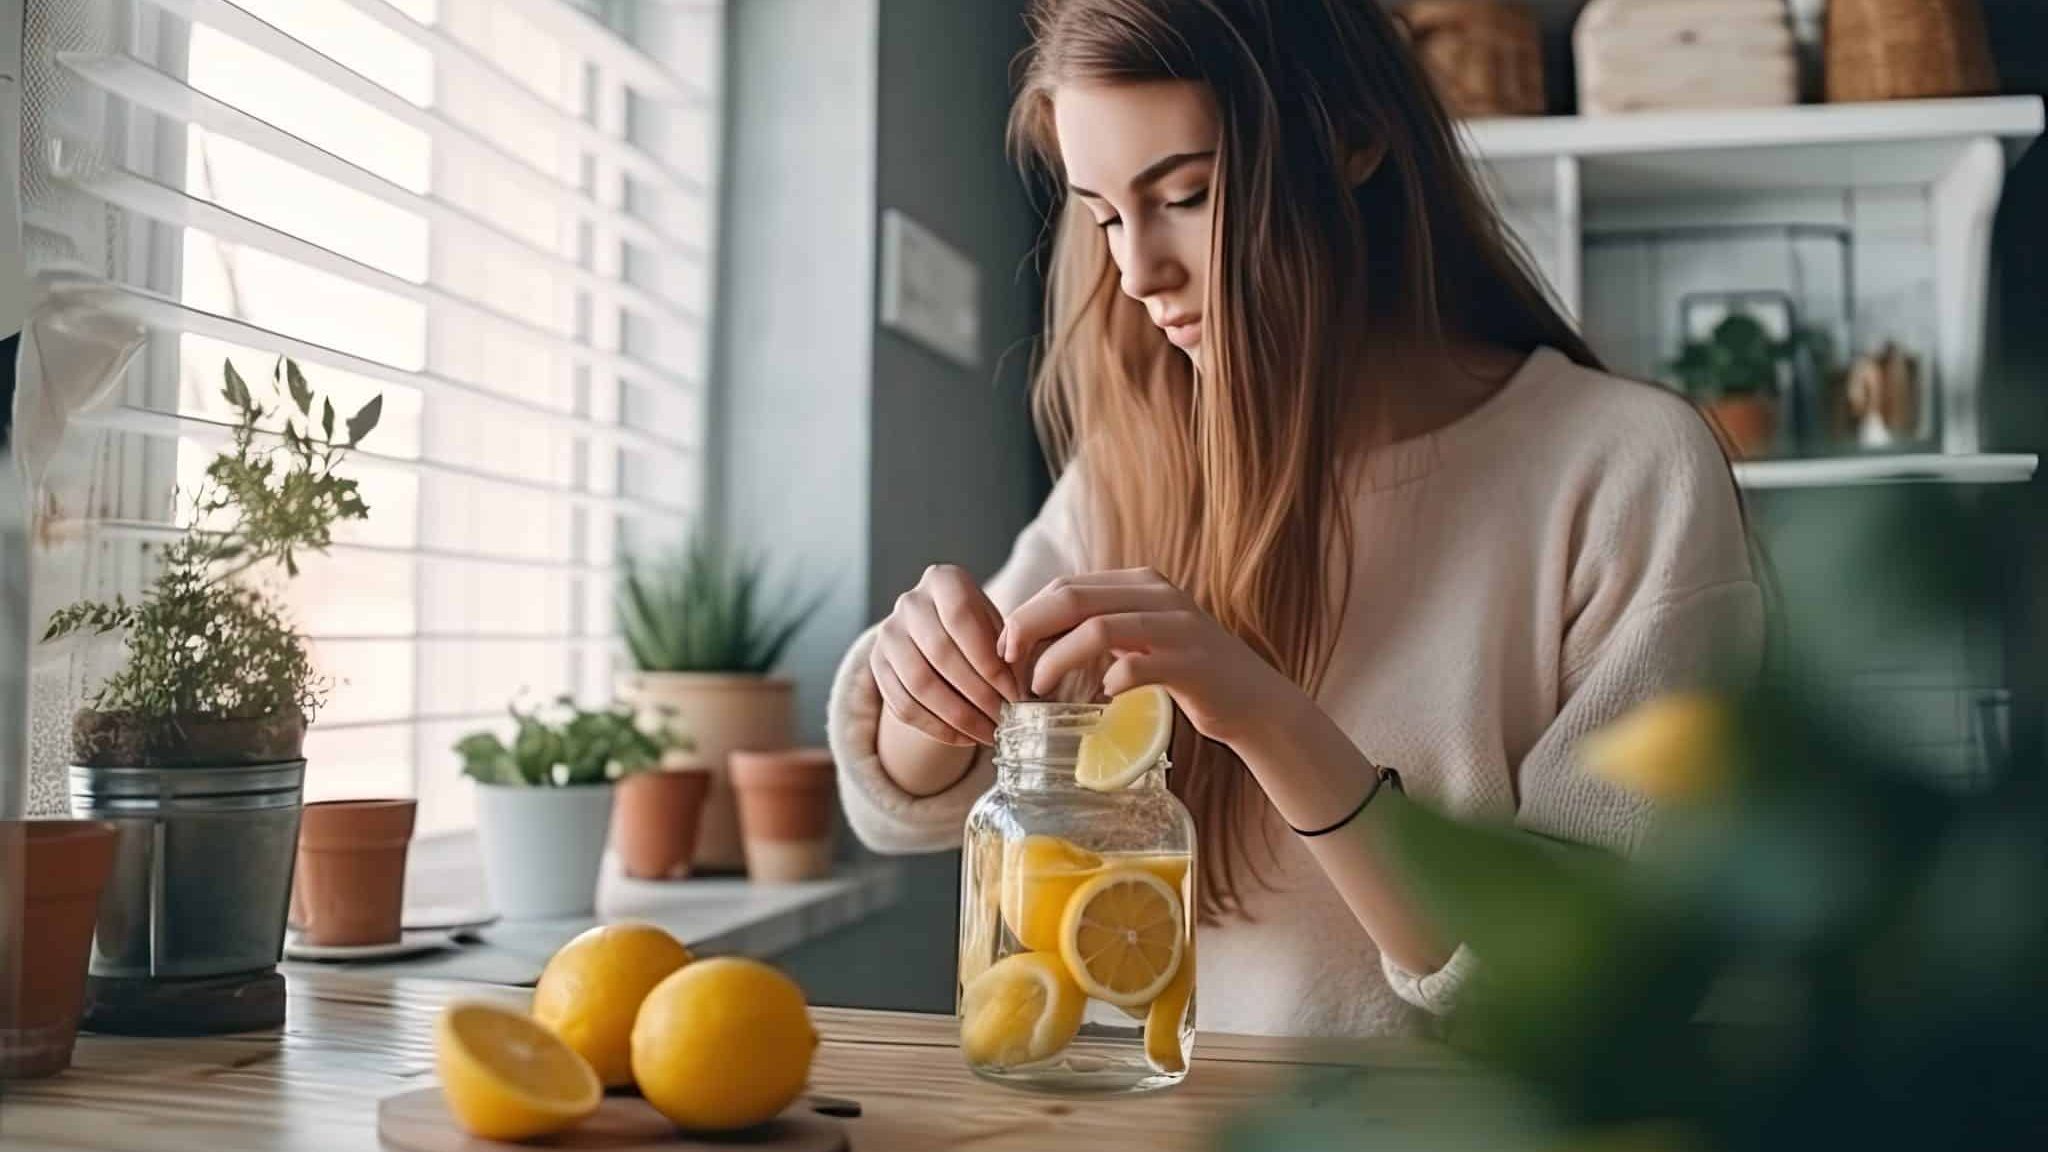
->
[1397,0,1546,118]
[1826,0,1998,103]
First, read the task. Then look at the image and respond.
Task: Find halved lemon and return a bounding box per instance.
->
[1057,867,1185,1008]
[959,951,1086,1068]
[1000,834,1103,953]
[435,1001,602,1142]
[1075,686,1174,792]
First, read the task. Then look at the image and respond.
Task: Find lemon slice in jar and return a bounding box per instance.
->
[1143,934,1196,1073]
[959,952,1086,1068]
[1000,835,1104,954]
[1057,867,1185,1008]
[1074,686,1174,792]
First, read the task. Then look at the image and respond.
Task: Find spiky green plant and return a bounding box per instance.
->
[616,538,826,675]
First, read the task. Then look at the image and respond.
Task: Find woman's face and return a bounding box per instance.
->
[1053,81,1220,358]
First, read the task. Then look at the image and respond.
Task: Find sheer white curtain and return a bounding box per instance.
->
[15,0,718,833]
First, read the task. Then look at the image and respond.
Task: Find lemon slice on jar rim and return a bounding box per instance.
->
[1075,685,1174,792]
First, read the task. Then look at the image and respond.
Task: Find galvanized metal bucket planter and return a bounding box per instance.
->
[65,710,306,1035]
[68,760,304,980]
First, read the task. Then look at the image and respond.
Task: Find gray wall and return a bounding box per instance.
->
[715,0,1044,1012]
[866,0,1047,617]
[714,0,882,747]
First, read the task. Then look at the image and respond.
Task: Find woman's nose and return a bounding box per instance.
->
[1118,221,1186,303]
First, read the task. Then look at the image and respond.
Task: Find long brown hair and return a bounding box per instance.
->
[1008,0,1606,922]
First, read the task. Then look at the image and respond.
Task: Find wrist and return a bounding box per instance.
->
[1231,689,1381,831]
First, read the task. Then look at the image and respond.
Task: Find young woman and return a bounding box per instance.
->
[826,0,1764,1038]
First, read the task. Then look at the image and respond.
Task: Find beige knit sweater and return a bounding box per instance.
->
[826,348,1766,1038]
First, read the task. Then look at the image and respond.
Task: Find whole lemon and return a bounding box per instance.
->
[531,921,693,1087]
[631,957,819,1131]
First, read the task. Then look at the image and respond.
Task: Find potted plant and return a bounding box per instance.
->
[40,358,378,1035]
[615,539,825,874]
[455,697,684,919]
[1668,313,1792,460]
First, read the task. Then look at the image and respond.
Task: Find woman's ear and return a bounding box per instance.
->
[1344,139,1389,187]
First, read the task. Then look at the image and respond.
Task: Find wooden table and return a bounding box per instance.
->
[0,970,1484,1151]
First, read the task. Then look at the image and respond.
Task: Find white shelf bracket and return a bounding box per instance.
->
[1932,137,2005,457]
[1553,154,1583,325]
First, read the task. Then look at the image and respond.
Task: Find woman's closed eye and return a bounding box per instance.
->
[1090,189,1209,231]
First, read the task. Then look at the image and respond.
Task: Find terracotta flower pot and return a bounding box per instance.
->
[289,800,417,947]
[1,820,119,1079]
[615,672,795,874]
[613,767,714,881]
[730,749,838,883]
[1704,395,1779,460]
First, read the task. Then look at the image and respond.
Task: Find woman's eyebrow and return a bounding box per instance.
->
[1068,150,1217,200]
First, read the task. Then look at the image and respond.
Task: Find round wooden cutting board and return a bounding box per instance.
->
[377,1089,850,1151]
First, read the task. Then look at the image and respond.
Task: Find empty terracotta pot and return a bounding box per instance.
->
[730,749,838,883]
[613,767,713,881]
[290,799,416,947]
[1,820,119,1079]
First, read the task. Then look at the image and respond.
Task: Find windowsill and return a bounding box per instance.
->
[282,831,904,986]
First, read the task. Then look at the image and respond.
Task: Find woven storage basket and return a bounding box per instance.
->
[1826,0,1997,103]
[1398,0,1546,118]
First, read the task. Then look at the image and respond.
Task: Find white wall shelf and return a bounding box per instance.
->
[1734,453,2039,490]
[1463,96,2044,468]
[1464,98,2043,200]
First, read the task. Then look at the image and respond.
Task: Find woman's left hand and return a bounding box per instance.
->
[997,567,1308,749]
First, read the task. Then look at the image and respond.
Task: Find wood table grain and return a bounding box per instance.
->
[0,970,1483,1151]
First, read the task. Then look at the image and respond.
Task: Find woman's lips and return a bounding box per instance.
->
[1161,316,1202,348]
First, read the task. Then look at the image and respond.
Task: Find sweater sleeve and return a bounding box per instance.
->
[1383,397,1767,1014]
[827,468,1091,854]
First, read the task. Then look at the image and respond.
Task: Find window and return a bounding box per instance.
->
[19,0,719,833]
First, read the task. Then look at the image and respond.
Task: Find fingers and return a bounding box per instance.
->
[925,572,1022,704]
[1028,610,1191,697]
[999,570,1185,665]
[871,645,980,747]
[906,608,1008,733]
[1100,652,1169,699]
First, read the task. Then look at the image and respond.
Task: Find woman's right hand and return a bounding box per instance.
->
[871,564,1022,748]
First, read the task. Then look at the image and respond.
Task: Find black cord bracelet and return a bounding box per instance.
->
[1292,765,1403,838]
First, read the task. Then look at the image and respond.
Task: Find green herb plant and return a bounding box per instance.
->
[454,696,689,788]
[42,359,380,721]
[617,537,826,675]
[1668,313,1792,399]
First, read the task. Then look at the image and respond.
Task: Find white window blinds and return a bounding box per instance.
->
[18,0,717,833]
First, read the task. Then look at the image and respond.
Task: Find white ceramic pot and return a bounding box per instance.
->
[473,782,614,920]
[615,672,794,874]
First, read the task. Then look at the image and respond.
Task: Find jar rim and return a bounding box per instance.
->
[993,700,1167,781]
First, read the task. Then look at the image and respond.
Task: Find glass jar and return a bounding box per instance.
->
[958,701,1197,1094]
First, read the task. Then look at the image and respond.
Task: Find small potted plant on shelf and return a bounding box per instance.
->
[1669,313,1793,461]
[455,697,686,919]
[615,539,825,875]
[40,358,378,1035]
